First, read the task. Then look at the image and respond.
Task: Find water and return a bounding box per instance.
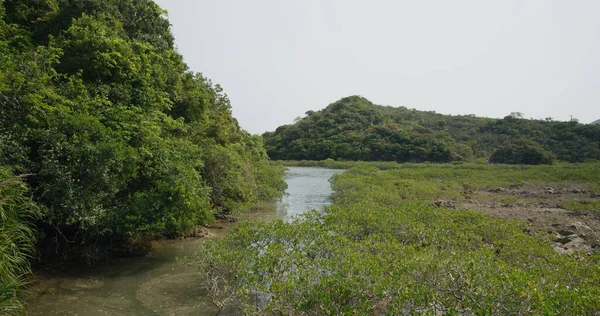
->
[275,167,344,221]
[25,167,343,315]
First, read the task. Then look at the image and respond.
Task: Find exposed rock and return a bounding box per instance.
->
[569,222,594,234]
[552,231,592,255]
[554,232,577,244]
[553,246,570,255]
[189,227,215,238]
[434,200,456,209]
[556,229,574,236]
[562,188,586,194]
[462,183,600,256]
[538,202,561,208]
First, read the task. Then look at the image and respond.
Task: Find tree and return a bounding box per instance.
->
[0,0,286,262]
[263,96,600,163]
[509,112,524,119]
[488,139,555,165]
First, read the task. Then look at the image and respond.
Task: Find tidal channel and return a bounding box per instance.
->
[26,167,343,315]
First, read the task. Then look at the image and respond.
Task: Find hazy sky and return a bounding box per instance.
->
[153,0,600,134]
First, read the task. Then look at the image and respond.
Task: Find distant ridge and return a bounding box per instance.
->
[263,96,600,163]
[591,119,600,125]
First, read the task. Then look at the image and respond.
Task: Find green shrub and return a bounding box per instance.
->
[489,139,555,165]
[564,200,600,213]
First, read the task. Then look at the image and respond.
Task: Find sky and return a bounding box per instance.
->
[153,0,600,135]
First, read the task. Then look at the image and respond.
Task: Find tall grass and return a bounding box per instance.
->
[0,169,38,315]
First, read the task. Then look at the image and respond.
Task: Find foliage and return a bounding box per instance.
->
[489,139,555,165]
[564,200,600,213]
[263,96,600,163]
[0,0,286,261]
[0,169,38,315]
[191,163,600,314]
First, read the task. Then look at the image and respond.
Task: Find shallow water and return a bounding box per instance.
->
[26,167,343,315]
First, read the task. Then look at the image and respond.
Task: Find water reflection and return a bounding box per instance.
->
[25,167,343,315]
[275,167,344,221]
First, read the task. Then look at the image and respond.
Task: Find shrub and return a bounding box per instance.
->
[489,139,555,165]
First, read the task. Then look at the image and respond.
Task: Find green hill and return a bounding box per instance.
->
[263,96,600,163]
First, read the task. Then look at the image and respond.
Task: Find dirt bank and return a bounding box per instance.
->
[461,183,600,255]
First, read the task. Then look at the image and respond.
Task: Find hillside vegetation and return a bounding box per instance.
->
[0,0,286,310]
[263,96,600,163]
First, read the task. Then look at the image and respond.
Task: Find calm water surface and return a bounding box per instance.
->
[26,167,343,315]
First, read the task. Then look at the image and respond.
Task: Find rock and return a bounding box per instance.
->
[189,227,215,238]
[552,230,577,238]
[564,237,586,247]
[563,188,586,194]
[569,222,594,234]
[489,187,507,193]
[561,238,591,254]
[552,231,593,255]
[434,200,456,209]
[545,187,556,194]
[554,232,578,245]
[553,246,569,255]
[539,202,561,208]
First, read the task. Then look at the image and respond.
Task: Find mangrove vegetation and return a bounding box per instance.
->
[191,162,600,314]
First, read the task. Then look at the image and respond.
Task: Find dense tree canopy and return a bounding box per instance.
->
[488,139,555,165]
[263,96,600,163]
[0,0,286,263]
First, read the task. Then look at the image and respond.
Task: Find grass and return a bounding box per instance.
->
[190,162,600,314]
[0,169,38,315]
[564,200,600,213]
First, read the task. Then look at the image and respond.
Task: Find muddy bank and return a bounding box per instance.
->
[459,183,600,255]
[26,167,342,315]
